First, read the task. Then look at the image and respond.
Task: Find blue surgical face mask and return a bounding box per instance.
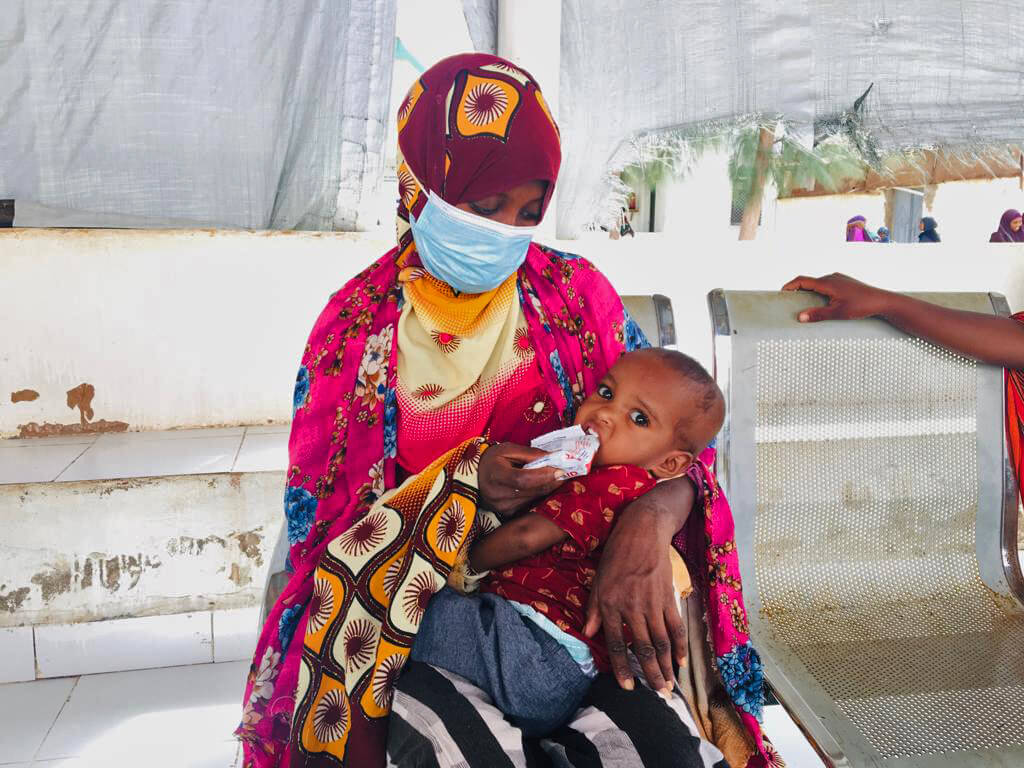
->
[409,191,537,294]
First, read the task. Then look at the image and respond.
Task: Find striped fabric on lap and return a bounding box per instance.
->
[388,661,726,768]
[390,661,525,768]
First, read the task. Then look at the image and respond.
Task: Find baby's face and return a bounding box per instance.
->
[573,353,695,477]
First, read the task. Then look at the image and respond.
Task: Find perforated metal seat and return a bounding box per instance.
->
[709,290,1024,768]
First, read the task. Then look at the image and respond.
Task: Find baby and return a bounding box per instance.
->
[410,348,726,736]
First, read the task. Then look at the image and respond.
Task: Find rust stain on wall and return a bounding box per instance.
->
[96,478,161,497]
[13,382,129,437]
[66,383,96,423]
[232,529,264,567]
[228,562,253,587]
[28,553,162,602]
[10,389,39,403]
[0,586,31,613]
[17,419,128,438]
[166,534,227,557]
[31,561,72,601]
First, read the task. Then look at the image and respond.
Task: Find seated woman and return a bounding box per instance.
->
[237,53,775,768]
[782,272,1024,499]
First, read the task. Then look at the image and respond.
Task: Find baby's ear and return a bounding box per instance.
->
[650,450,694,479]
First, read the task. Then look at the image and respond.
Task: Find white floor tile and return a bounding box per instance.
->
[38,661,248,761]
[244,424,291,435]
[56,435,242,482]
[232,432,288,473]
[0,676,77,763]
[0,626,36,683]
[0,444,89,484]
[96,427,246,443]
[2,434,98,447]
[35,613,212,679]
[762,704,827,767]
[30,739,238,767]
[212,607,261,663]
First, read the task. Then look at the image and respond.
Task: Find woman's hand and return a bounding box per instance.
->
[782,273,894,322]
[584,477,694,694]
[478,442,565,516]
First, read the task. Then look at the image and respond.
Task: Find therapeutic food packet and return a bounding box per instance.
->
[522,424,600,478]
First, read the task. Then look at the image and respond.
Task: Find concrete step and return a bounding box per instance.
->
[0,426,288,682]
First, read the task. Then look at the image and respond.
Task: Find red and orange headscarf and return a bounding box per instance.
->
[393,53,561,262]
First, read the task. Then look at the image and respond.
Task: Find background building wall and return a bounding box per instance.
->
[3,227,1023,437]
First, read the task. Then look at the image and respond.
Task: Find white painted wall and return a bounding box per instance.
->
[0,229,387,437]
[3,228,1023,436]
[1,472,282,627]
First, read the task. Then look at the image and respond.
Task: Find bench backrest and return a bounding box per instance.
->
[709,289,1024,765]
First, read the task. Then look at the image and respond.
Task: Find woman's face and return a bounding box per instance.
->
[455,180,547,227]
[1012,217,1022,232]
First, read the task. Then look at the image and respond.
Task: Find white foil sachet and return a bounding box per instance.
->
[523,424,600,478]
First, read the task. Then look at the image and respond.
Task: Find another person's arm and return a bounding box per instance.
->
[469,514,567,571]
[783,273,1024,369]
[584,476,693,695]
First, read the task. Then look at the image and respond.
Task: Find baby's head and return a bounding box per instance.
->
[573,348,725,479]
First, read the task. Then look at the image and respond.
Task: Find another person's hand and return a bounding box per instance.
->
[782,273,892,322]
[478,442,565,516]
[584,477,694,694]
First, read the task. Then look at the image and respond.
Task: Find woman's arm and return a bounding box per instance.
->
[468,513,567,571]
[583,476,693,694]
[783,273,1024,369]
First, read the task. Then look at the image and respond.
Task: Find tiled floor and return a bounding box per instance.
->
[0,660,824,768]
[0,426,289,485]
[0,662,247,768]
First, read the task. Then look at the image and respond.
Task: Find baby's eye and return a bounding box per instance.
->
[630,409,649,427]
[597,384,613,400]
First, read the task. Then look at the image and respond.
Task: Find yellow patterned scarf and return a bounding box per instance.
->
[395,263,535,472]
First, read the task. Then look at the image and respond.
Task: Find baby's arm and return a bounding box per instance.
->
[469,513,567,572]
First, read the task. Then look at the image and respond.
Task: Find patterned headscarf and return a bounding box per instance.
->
[992,209,1024,243]
[394,53,561,258]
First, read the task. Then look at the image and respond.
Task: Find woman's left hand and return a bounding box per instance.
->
[478,442,566,516]
[584,476,694,693]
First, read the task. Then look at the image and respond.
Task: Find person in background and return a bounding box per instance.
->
[919,216,941,242]
[989,209,1024,242]
[846,214,871,241]
[875,225,890,243]
[620,206,636,237]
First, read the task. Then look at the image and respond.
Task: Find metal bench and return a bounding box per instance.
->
[708,289,1024,767]
[258,293,678,627]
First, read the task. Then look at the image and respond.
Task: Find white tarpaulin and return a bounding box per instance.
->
[556,0,1024,236]
[0,0,396,230]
